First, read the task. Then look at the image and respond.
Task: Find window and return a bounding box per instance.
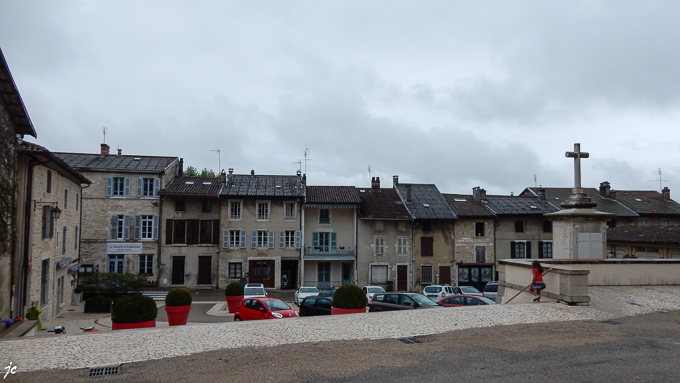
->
[313,232,337,252]
[284,202,296,221]
[398,221,408,232]
[137,178,160,197]
[515,220,524,233]
[257,201,270,220]
[106,177,130,197]
[139,255,153,275]
[318,262,331,289]
[476,246,486,263]
[374,237,385,255]
[539,241,553,259]
[64,189,68,209]
[175,198,186,212]
[76,194,79,211]
[421,265,433,284]
[110,215,130,240]
[280,230,299,248]
[42,205,54,239]
[224,229,246,248]
[371,265,388,283]
[511,241,531,258]
[199,220,213,244]
[319,209,330,224]
[229,263,242,278]
[252,230,273,248]
[475,222,484,237]
[62,226,67,254]
[202,199,212,213]
[543,221,552,233]
[135,215,157,240]
[74,226,78,250]
[46,170,52,193]
[662,220,670,226]
[172,220,186,244]
[421,237,434,256]
[40,260,49,305]
[397,238,409,254]
[422,220,432,232]
[230,201,242,220]
[375,221,384,231]
[639,219,648,225]
[108,254,124,273]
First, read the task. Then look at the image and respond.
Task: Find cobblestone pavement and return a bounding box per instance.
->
[2,286,680,372]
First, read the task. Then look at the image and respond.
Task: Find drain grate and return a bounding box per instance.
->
[398,337,423,344]
[88,366,120,377]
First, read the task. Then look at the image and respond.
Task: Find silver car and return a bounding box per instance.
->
[294,286,320,305]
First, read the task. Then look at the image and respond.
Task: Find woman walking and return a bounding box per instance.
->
[529,261,546,302]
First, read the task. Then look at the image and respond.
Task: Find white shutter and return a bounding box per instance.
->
[279,230,285,249]
[124,177,131,197]
[251,231,257,248]
[134,215,141,240]
[136,178,143,197]
[106,177,113,197]
[268,230,275,249]
[152,215,159,240]
[295,230,301,249]
[223,230,229,248]
[240,230,247,248]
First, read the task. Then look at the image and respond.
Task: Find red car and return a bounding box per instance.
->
[234,297,299,321]
[437,295,496,307]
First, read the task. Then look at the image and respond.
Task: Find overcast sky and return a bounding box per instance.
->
[2,1,679,196]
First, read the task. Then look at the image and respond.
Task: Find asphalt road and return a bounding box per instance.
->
[17,309,680,383]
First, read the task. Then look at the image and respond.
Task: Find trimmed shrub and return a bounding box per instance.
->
[73,285,84,294]
[332,284,367,309]
[224,282,244,296]
[80,272,148,294]
[86,295,107,305]
[165,288,192,306]
[111,295,158,323]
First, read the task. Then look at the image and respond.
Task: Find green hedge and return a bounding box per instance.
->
[111,295,158,323]
[80,272,148,294]
[331,284,367,309]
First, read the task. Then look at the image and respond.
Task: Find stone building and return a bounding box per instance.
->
[606,224,680,259]
[55,145,181,280]
[356,177,412,291]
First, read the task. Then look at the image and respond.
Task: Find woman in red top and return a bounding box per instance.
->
[529,261,546,302]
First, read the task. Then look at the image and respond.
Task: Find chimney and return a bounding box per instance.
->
[393,175,399,188]
[221,170,227,185]
[228,168,234,185]
[100,143,110,156]
[372,177,380,191]
[178,158,184,176]
[406,184,412,202]
[599,181,611,198]
[473,187,487,202]
[297,170,302,186]
[537,188,546,201]
[117,148,122,156]
[250,169,255,176]
[662,187,671,200]
[610,190,616,200]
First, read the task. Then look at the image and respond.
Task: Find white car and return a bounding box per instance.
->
[452,285,483,297]
[422,285,455,301]
[362,286,386,302]
[243,284,267,299]
[294,286,320,305]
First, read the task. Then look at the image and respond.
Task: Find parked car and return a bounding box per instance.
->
[422,284,455,301]
[294,286,320,305]
[483,281,499,301]
[452,285,483,296]
[368,292,440,312]
[243,285,268,299]
[234,297,298,321]
[317,287,338,297]
[438,295,496,307]
[362,286,386,303]
[298,296,332,316]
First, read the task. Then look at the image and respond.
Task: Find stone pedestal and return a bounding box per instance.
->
[545,208,615,259]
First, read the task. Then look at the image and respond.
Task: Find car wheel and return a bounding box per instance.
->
[234,316,241,321]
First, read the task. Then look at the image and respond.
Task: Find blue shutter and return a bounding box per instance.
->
[110,215,117,239]
[331,232,337,251]
[295,230,301,249]
[152,215,159,240]
[240,230,247,248]
[223,230,229,248]
[106,177,113,197]
[312,232,319,248]
[124,177,131,197]
[153,178,161,197]
[268,231,275,249]
[134,215,141,240]
[123,215,130,240]
[251,230,257,248]
[279,230,285,249]
[136,178,143,197]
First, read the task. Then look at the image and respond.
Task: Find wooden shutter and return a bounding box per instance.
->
[106,177,113,197]
[123,215,130,240]
[110,215,118,239]
[223,230,229,248]
[166,219,173,244]
[134,215,141,240]
[295,230,301,249]
[538,241,544,258]
[124,177,131,197]
[212,219,220,244]
[330,232,337,251]
[279,231,285,249]
[153,178,161,197]
[240,230,247,248]
[510,241,516,258]
[268,231,275,249]
[152,215,159,240]
[312,232,319,248]
[187,219,199,244]
[526,241,532,258]
[136,178,143,197]
[421,237,434,256]
[251,231,257,248]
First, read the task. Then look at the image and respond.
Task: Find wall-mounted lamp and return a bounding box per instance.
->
[34,201,62,220]
[608,250,616,259]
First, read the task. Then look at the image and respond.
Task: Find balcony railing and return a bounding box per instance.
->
[302,280,351,289]
[303,246,356,259]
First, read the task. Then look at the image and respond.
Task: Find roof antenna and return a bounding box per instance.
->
[648,168,669,192]
[534,174,537,188]
[210,148,221,174]
[102,127,106,143]
[296,145,311,175]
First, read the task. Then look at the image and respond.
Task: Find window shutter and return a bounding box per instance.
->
[187,220,199,245]
[251,231,257,248]
[279,230,285,249]
[124,177,131,197]
[110,215,117,239]
[152,215,159,240]
[223,230,229,248]
[526,241,532,258]
[312,232,319,248]
[123,215,130,240]
[268,230,275,249]
[153,178,161,197]
[137,178,143,197]
[106,177,113,197]
[330,232,337,251]
[212,220,220,244]
[134,215,141,240]
[295,230,301,249]
[166,219,173,244]
[240,230,247,248]
[510,241,516,258]
[538,241,544,258]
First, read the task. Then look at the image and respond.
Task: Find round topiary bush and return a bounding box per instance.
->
[224,282,244,296]
[332,284,367,309]
[87,294,106,305]
[111,295,158,323]
[165,288,192,306]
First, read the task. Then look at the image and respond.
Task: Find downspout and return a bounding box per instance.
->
[299,199,304,289]
[17,158,41,317]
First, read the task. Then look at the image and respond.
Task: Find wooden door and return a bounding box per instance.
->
[397,265,408,291]
[172,256,185,285]
[197,256,212,285]
[248,260,275,287]
[439,265,451,285]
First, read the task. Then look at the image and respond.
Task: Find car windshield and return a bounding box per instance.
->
[484,285,498,292]
[479,297,496,305]
[367,287,385,293]
[300,287,318,293]
[411,294,438,306]
[264,299,291,311]
[423,286,440,293]
[244,287,265,295]
[460,286,481,294]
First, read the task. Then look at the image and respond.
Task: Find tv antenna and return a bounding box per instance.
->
[368,165,372,180]
[102,127,107,143]
[294,146,311,174]
[534,174,537,188]
[210,148,221,174]
[648,168,669,192]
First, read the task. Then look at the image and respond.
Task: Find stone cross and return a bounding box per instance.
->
[565,143,589,193]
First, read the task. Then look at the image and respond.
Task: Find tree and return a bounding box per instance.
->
[182,166,216,177]
[183,166,199,176]
[199,168,216,177]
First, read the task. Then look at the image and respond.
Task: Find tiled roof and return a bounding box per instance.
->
[358,188,412,220]
[160,177,222,196]
[305,186,361,204]
[54,152,179,173]
[612,191,680,216]
[18,141,90,184]
[483,195,560,215]
[443,194,496,217]
[522,187,637,217]
[0,48,36,137]
[607,225,680,245]
[395,184,456,220]
[221,174,305,198]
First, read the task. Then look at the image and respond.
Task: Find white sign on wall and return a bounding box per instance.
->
[107,242,143,254]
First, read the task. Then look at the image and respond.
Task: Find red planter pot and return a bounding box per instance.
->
[165,305,191,326]
[112,320,156,331]
[225,295,244,313]
[331,307,366,315]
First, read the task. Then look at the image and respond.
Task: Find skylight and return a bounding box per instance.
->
[203,182,211,185]
[185,181,194,185]
[454,198,466,202]
[635,198,643,202]
[423,203,430,208]
[530,206,537,209]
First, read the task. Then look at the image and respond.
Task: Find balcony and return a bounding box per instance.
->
[303,246,356,260]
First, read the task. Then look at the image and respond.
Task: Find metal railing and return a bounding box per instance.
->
[302,280,350,289]
[303,246,356,258]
